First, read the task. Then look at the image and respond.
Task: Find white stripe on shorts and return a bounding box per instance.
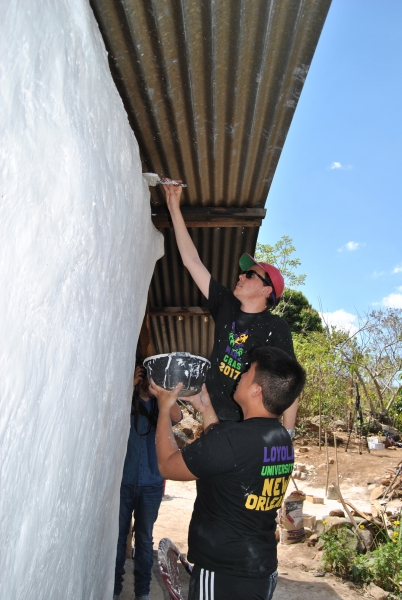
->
[200,568,204,599]
[199,568,215,600]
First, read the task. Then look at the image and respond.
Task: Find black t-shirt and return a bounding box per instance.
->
[182,418,294,578]
[205,278,295,420]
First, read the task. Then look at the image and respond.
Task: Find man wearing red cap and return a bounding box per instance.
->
[163,183,297,432]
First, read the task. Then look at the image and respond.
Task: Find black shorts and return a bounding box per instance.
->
[188,565,278,600]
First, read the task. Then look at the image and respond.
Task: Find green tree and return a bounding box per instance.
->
[275,289,323,335]
[255,236,306,289]
[294,329,351,419]
[256,236,321,335]
[336,308,402,417]
[389,389,402,430]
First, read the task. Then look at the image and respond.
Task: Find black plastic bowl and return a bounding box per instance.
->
[143,352,211,397]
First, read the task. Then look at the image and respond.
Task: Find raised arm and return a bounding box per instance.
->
[150,380,197,481]
[163,182,211,299]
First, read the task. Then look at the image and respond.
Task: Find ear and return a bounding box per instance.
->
[250,383,262,399]
[261,285,273,299]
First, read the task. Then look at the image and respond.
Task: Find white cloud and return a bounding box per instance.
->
[320,309,358,335]
[346,241,360,251]
[337,241,365,252]
[393,263,402,274]
[382,293,402,308]
[372,270,385,278]
[329,161,353,170]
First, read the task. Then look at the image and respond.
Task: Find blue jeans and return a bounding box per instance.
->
[114,483,163,597]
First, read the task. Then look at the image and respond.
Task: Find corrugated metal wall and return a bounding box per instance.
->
[91,0,331,357]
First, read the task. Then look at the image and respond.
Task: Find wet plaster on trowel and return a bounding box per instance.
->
[0,1,163,599]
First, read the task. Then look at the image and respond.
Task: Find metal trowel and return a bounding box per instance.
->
[142,173,187,187]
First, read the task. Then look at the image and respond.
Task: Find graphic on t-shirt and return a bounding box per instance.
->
[244,445,293,512]
[218,322,249,381]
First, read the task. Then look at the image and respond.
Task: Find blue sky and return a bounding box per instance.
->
[258,1,402,332]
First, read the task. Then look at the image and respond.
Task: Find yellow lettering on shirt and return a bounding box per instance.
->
[245,494,258,509]
[255,496,266,511]
[273,478,281,496]
[261,478,274,496]
[245,476,290,511]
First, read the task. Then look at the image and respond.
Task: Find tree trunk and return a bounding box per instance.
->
[386,384,402,412]
[363,366,385,412]
[355,369,377,415]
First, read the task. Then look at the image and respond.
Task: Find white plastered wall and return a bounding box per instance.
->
[0,1,164,598]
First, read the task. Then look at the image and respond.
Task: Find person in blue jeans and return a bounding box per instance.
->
[113,365,182,600]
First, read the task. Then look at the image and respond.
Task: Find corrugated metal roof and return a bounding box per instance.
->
[90,0,331,358]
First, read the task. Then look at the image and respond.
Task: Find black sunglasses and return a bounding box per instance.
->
[242,270,272,287]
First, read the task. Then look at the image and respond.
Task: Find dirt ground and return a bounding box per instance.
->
[118,437,402,599]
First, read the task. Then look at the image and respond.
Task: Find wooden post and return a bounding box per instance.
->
[333,432,340,490]
[318,389,322,452]
[325,430,330,497]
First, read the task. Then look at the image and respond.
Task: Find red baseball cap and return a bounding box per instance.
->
[239,253,285,299]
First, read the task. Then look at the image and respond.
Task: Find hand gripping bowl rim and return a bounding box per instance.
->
[143,352,211,397]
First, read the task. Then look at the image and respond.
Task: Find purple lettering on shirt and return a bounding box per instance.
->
[264,445,294,463]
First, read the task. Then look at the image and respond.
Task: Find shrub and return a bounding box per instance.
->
[321,526,358,578]
[321,516,402,596]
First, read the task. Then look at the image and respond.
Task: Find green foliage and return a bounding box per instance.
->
[337,308,402,416]
[389,391,402,430]
[256,236,321,333]
[321,526,358,578]
[256,236,402,420]
[353,541,402,593]
[293,329,351,418]
[255,236,306,289]
[275,289,323,335]
[321,516,402,596]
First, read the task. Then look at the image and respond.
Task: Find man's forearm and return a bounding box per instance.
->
[168,205,211,298]
[169,206,200,270]
[283,398,298,430]
[156,408,179,473]
[156,406,196,481]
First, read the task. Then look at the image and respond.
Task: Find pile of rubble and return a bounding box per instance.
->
[370,460,402,501]
[297,416,401,451]
[306,501,401,553]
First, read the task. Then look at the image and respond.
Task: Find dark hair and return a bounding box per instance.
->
[262,276,277,309]
[249,346,306,416]
[266,289,277,309]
